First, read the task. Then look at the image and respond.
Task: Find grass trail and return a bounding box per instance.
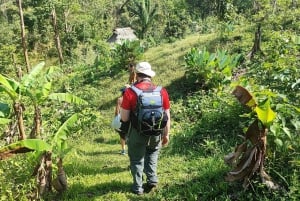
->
[61,32,233,201]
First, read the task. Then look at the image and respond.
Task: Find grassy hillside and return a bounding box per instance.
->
[56,29,297,201]
[1,25,298,201]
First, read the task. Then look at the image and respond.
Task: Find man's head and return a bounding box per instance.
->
[135,62,156,78]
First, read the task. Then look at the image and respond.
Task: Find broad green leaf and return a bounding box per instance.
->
[0,139,51,153]
[222,66,232,77]
[52,113,78,153]
[48,93,88,105]
[0,118,10,124]
[291,120,300,130]
[282,127,292,139]
[274,138,283,147]
[0,74,18,100]
[22,62,45,88]
[22,139,51,151]
[34,82,52,104]
[255,99,276,127]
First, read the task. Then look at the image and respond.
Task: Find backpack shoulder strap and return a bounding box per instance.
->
[131,85,162,95]
[154,86,162,92]
[130,85,143,96]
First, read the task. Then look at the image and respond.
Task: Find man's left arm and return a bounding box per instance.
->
[162,109,170,146]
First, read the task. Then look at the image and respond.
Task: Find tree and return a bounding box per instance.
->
[225,86,280,190]
[0,114,78,198]
[16,0,30,72]
[129,0,158,39]
[0,62,87,140]
[247,0,265,60]
[51,7,64,64]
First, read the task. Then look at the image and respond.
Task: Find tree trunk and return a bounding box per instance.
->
[12,53,22,80]
[30,106,42,139]
[13,102,26,140]
[36,152,52,199]
[51,8,64,65]
[16,0,30,72]
[52,158,68,193]
[248,24,263,60]
[272,0,277,13]
[63,9,73,58]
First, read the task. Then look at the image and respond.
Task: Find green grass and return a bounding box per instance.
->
[59,129,233,201]
[51,30,298,201]
[52,32,238,201]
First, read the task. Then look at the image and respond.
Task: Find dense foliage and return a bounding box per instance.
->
[0,0,299,200]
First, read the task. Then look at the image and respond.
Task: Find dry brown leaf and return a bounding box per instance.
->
[250,149,262,177]
[224,142,248,166]
[225,146,256,182]
[232,86,253,105]
[260,169,281,190]
[224,152,235,165]
[229,146,257,175]
[225,164,252,182]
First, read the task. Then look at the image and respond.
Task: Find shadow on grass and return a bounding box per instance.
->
[58,169,232,201]
[59,180,133,201]
[64,159,129,177]
[164,75,201,102]
[94,136,119,145]
[164,100,247,158]
[155,168,233,201]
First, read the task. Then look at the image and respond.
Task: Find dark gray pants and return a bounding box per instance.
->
[127,127,161,193]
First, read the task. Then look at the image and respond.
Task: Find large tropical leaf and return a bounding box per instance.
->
[0,139,51,160]
[0,118,10,125]
[48,93,88,105]
[0,74,19,100]
[34,82,52,104]
[255,99,276,127]
[52,113,78,155]
[21,62,45,88]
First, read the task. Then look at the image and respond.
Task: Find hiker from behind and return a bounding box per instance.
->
[120,62,171,195]
[128,63,136,84]
[114,86,128,155]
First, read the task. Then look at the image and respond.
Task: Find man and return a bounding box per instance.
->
[120,61,171,195]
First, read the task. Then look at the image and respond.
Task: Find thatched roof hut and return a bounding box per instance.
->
[107,27,138,44]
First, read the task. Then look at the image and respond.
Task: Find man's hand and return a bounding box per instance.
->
[162,135,169,146]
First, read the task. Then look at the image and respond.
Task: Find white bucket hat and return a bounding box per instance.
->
[135,62,156,77]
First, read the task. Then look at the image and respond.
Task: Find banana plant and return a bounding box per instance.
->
[224,85,280,190]
[0,73,26,140]
[0,114,78,198]
[33,113,78,197]
[0,62,87,140]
